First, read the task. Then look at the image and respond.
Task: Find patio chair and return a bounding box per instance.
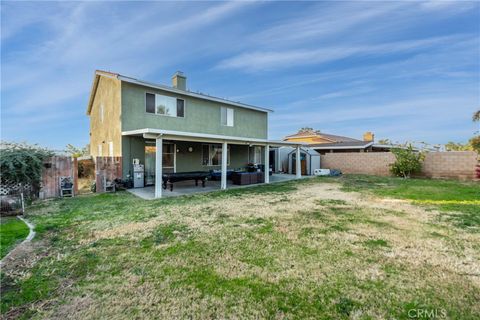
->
[59,176,74,197]
[104,177,116,193]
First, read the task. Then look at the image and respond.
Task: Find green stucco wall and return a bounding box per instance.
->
[122,136,146,178]
[121,137,256,178]
[121,82,268,139]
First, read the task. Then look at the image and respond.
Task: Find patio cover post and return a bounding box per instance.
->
[221,142,228,190]
[295,146,301,179]
[264,144,270,183]
[155,136,163,198]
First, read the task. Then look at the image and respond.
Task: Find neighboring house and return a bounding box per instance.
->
[284,128,393,154]
[87,70,302,198]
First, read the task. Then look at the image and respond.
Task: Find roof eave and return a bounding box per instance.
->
[86,70,120,115]
[122,128,305,147]
[372,144,394,148]
[86,74,100,115]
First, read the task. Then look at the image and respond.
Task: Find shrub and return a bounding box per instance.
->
[469,136,480,153]
[0,141,54,196]
[390,145,424,178]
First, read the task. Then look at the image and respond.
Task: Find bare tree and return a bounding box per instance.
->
[473,110,480,122]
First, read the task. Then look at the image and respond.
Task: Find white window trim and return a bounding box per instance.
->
[145,141,177,173]
[163,142,176,172]
[221,107,234,127]
[145,92,185,118]
[227,108,234,127]
[202,143,230,166]
[108,141,113,157]
[100,104,104,123]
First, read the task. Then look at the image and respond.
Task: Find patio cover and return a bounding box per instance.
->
[122,128,305,198]
[122,128,305,147]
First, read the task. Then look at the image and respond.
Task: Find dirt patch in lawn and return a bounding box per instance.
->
[1,239,48,281]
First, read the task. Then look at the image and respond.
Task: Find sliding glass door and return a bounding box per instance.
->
[144,146,156,185]
[144,142,176,186]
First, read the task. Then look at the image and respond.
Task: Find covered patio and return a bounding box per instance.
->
[127,173,301,200]
[122,128,305,199]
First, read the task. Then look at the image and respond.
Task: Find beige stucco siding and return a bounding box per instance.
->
[89,76,122,157]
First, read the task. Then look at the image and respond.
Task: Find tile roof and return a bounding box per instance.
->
[315,133,361,143]
[310,141,372,148]
[285,130,361,143]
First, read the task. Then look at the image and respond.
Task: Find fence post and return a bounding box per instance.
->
[72,157,78,196]
[95,157,101,193]
[20,192,25,214]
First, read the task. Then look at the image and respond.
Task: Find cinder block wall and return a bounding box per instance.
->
[321,152,395,176]
[321,151,479,180]
[421,151,478,180]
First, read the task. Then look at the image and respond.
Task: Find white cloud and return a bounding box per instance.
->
[269,95,478,143]
[253,2,407,45]
[217,34,473,72]
[1,1,256,132]
[420,0,476,12]
[1,1,478,148]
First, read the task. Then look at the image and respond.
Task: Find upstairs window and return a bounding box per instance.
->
[177,99,185,117]
[146,93,155,113]
[221,107,234,127]
[146,93,184,118]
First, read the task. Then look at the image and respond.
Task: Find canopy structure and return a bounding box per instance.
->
[122,128,306,198]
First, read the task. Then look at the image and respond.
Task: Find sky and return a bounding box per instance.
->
[1,1,479,150]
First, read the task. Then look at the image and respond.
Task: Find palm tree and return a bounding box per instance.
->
[473,110,480,122]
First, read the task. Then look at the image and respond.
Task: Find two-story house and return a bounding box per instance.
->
[86,70,302,198]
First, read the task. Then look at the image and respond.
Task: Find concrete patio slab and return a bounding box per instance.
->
[127,174,303,200]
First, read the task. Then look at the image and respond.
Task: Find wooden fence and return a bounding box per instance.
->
[3,156,124,200]
[40,156,78,199]
[95,157,122,193]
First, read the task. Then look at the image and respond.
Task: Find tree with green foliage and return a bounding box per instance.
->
[469,136,480,153]
[0,142,54,196]
[444,141,471,151]
[377,138,391,145]
[297,127,320,135]
[65,144,89,158]
[390,144,424,178]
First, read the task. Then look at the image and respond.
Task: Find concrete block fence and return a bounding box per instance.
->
[320,151,479,180]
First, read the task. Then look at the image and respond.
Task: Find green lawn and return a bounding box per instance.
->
[0,217,29,259]
[338,175,480,230]
[1,176,479,319]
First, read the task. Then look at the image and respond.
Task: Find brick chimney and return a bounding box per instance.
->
[172,71,186,90]
[363,131,374,142]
